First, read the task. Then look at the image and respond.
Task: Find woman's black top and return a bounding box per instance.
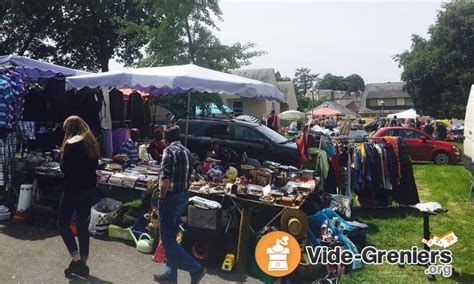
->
[61,138,98,193]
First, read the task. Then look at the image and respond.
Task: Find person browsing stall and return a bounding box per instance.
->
[120,128,140,163]
[148,129,166,162]
[58,116,99,278]
[205,138,230,169]
[153,126,206,284]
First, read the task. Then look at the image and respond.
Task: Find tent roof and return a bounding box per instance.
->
[66,64,284,102]
[0,55,89,79]
[312,101,355,115]
[387,108,417,119]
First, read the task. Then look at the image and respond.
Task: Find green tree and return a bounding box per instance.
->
[138,0,265,114]
[318,73,347,91]
[53,0,156,71]
[395,1,474,118]
[137,0,264,71]
[0,0,155,71]
[293,67,319,96]
[0,0,61,58]
[344,74,365,92]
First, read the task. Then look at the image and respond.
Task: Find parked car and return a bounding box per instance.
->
[176,118,300,166]
[372,127,462,165]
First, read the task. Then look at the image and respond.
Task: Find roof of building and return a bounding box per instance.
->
[277,81,298,109]
[364,82,409,99]
[231,68,278,87]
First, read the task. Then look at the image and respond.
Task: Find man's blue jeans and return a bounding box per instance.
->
[159,191,202,278]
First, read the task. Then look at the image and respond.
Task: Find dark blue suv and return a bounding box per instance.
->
[176,118,299,167]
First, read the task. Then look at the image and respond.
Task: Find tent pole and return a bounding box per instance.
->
[185,91,191,146]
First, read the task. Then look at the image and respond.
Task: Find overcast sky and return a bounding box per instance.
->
[110,0,444,83]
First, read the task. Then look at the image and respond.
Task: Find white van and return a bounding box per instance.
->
[464,85,474,173]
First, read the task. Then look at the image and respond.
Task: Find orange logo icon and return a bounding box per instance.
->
[255,231,301,277]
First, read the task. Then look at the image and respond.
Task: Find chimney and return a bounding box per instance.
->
[330,91,335,101]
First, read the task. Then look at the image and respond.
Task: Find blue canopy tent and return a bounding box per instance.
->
[195,104,232,116]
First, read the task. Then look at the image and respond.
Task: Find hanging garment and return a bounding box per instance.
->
[100,87,112,130]
[0,76,14,129]
[112,128,130,156]
[45,75,67,122]
[109,89,125,122]
[23,87,46,122]
[15,121,35,142]
[383,136,401,185]
[99,129,113,158]
[143,99,152,137]
[126,91,146,135]
[77,88,103,138]
[392,138,420,205]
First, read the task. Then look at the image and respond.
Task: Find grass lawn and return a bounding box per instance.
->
[341,162,474,283]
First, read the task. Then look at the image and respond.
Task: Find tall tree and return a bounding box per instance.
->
[137,0,264,71]
[318,73,347,91]
[138,0,265,114]
[53,0,156,71]
[0,0,61,58]
[395,1,474,118]
[318,73,365,92]
[293,67,319,96]
[0,0,155,71]
[344,74,365,92]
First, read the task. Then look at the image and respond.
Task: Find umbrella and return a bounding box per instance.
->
[311,107,341,116]
[279,110,307,121]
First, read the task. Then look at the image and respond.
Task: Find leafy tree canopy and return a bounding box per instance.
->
[318,73,365,92]
[395,1,474,118]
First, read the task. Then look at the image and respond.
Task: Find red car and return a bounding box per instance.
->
[372,127,462,165]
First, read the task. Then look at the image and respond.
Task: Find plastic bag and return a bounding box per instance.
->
[89,198,122,235]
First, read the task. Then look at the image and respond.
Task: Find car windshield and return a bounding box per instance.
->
[256,125,289,144]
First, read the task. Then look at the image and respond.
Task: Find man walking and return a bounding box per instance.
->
[153,126,206,283]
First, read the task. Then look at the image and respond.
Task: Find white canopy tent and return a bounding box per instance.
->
[65,64,285,144]
[65,64,284,101]
[387,108,417,119]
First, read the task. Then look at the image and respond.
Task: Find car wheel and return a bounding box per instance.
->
[433,152,449,165]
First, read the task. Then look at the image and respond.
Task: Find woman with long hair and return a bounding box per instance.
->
[58,116,99,277]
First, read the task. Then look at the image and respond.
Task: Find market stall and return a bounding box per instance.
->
[0,54,91,224]
[0,57,423,282]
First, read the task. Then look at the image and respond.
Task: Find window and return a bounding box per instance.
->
[382,129,404,137]
[378,98,396,106]
[233,125,264,142]
[204,124,231,139]
[233,101,243,116]
[256,125,288,144]
[403,130,423,139]
[396,98,405,106]
[176,121,206,135]
[368,99,378,107]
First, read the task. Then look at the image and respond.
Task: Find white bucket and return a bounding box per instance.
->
[0,205,10,221]
[17,184,33,212]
